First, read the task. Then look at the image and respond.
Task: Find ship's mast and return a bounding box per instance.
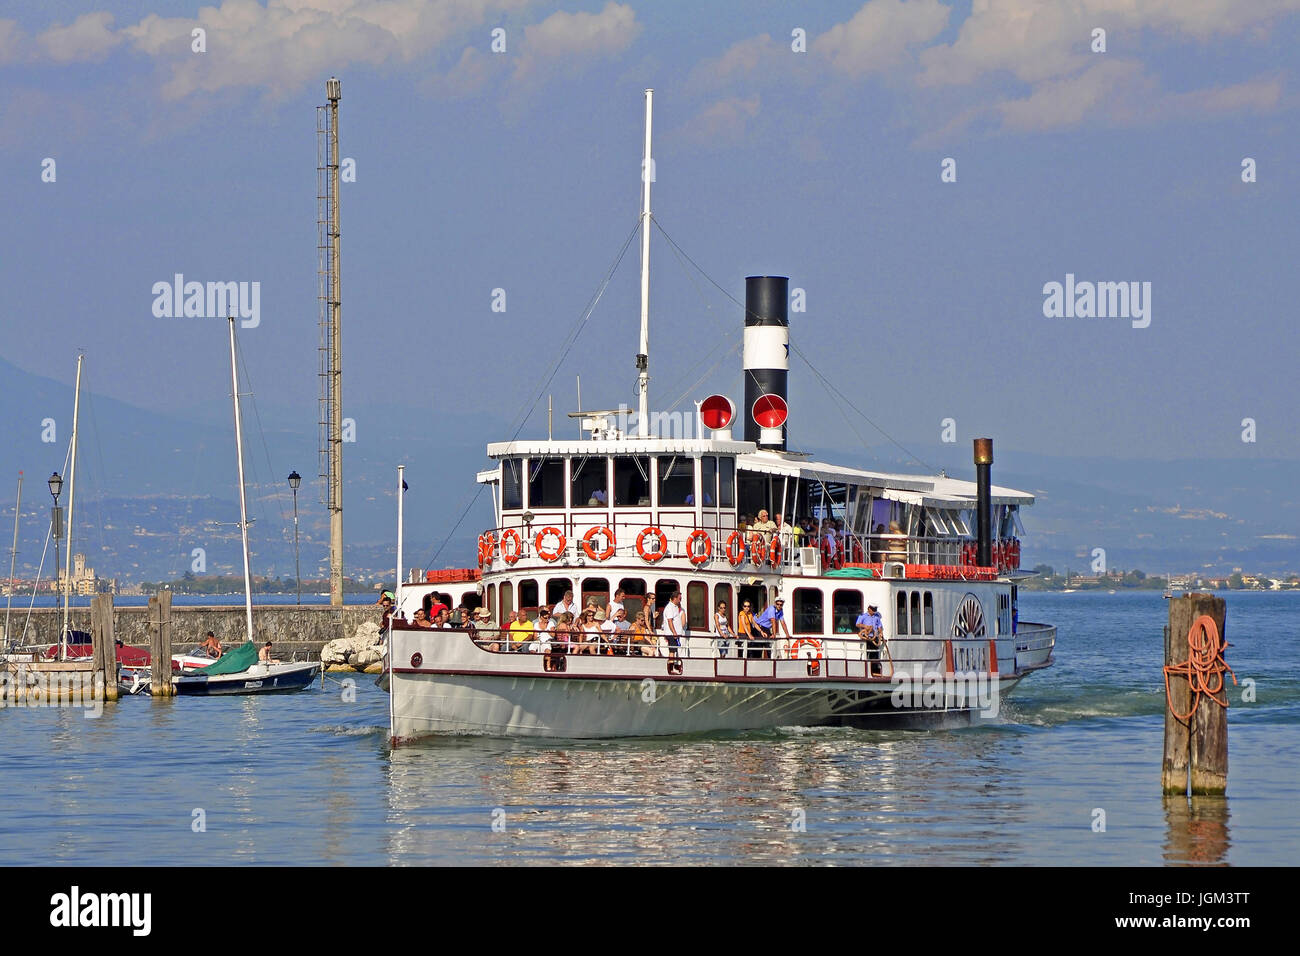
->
[61,354,83,657]
[318,76,344,608]
[4,472,21,645]
[227,318,255,644]
[636,89,653,438]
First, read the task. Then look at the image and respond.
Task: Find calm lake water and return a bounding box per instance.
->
[3,591,1296,865]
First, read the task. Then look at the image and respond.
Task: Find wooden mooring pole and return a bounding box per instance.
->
[1162,593,1230,795]
[148,590,175,698]
[90,592,118,703]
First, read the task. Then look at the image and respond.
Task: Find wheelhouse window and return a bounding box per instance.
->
[613,456,651,507]
[832,589,863,634]
[719,457,735,508]
[793,587,824,635]
[910,592,922,635]
[528,457,566,509]
[896,591,908,636]
[698,457,718,507]
[658,456,694,507]
[571,456,609,508]
[502,458,523,510]
[923,592,934,635]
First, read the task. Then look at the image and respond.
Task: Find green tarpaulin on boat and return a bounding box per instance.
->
[195,640,259,675]
[824,567,877,579]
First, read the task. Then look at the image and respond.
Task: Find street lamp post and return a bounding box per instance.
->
[288,471,302,606]
[48,472,63,659]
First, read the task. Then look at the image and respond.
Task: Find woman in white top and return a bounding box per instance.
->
[714,601,736,658]
[578,607,602,655]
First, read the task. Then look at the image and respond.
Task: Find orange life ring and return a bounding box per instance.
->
[768,537,783,569]
[534,527,565,562]
[500,529,523,564]
[478,532,496,568]
[749,534,768,566]
[790,637,823,661]
[581,526,616,562]
[961,542,974,567]
[686,529,712,566]
[725,531,746,568]
[636,527,668,563]
[1009,539,1020,569]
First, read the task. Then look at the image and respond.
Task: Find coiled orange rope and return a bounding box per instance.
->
[1163,614,1237,722]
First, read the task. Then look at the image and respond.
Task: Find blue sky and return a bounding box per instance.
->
[2,0,1297,480]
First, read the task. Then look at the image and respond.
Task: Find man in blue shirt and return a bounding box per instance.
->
[752,597,789,660]
[855,604,884,676]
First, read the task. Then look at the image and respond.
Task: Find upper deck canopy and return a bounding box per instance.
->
[479,439,1034,507]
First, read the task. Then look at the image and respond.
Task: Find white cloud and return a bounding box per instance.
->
[920,0,1300,88]
[513,1,640,82]
[0,19,27,65]
[815,0,950,76]
[677,94,760,146]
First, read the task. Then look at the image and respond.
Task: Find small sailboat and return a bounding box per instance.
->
[169,318,318,696]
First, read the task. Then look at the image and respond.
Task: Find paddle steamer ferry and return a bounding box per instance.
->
[386,93,1055,741]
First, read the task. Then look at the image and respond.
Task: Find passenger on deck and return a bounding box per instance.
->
[436,608,454,629]
[714,600,736,658]
[578,607,602,654]
[856,604,884,676]
[552,590,579,619]
[774,514,792,556]
[601,606,632,655]
[258,641,279,664]
[413,608,433,629]
[536,607,554,633]
[661,591,687,659]
[737,601,755,659]
[508,610,534,651]
[200,631,222,659]
[751,509,776,545]
[587,489,607,506]
[608,587,626,619]
[627,610,657,657]
[471,606,498,651]
[551,612,574,653]
[886,521,907,562]
[752,598,789,659]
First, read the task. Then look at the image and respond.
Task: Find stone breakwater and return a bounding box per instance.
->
[10,604,384,666]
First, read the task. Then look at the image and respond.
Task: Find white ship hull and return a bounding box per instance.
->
[388,625,1051,741]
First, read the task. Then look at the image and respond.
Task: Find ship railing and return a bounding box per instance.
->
[1013,621,1056,651]
[478,523,1020,574]
[396,623,990,678]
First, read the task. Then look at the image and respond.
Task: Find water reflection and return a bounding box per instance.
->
[1162,795,1230,865]
[382,729,1031,865]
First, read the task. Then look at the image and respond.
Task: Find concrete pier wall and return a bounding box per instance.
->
[7,604,382,656]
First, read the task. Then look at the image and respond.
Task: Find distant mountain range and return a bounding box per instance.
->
[2,355,1296,583]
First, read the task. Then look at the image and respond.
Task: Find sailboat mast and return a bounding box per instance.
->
[61,354,83,655]
[227,318,254,644]
[4,472,21,645]
[636,88,653,438]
